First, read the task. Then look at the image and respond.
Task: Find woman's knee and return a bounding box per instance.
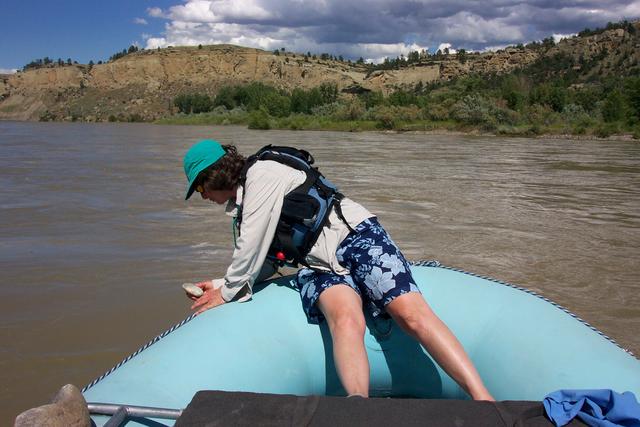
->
[329,309,366,336]
[386,293,433,337]
[395,310,429,337]
[318,285,366,336]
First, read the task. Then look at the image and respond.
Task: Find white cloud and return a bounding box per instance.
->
[437,43,457,55]
[146,37,167,49]
[0,68,18,74]
[480,44,510,53]
[357,42,429,64]
[142,0,640,59]
[165,0,219,22]
[147,7,165,18]
[145,21,282,49]
[435,11,524,45]
[134,18,148,25]
[209,0,272,20]
[621,2,640,16]
[552,33,575,43]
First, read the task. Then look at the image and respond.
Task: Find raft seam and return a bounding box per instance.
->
[410,259,637,359]
[81,313,198,393]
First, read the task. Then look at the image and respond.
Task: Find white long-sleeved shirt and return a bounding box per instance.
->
[220,159,374,302]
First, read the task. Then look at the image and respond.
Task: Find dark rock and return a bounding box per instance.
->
[341,84,371,94]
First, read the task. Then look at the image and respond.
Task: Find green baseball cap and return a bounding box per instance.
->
[183,139,226,200]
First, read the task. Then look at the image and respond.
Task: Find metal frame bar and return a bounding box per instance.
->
[88,402,182,427]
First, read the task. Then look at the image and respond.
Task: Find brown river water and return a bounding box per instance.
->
[1,121,639,423]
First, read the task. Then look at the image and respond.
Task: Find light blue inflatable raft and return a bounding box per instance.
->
[82,261,640,426]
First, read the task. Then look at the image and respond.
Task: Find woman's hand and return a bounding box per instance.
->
[190,280,226,315]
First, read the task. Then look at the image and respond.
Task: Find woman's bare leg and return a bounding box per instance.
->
[318,285,369,397]
[385,292,494,401]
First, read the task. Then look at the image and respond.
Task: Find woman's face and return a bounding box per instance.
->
[200,187,236,205]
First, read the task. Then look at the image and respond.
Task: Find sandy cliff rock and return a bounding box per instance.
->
[0,45,375,121]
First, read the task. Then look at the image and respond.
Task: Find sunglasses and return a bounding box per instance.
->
[196,185,204,194]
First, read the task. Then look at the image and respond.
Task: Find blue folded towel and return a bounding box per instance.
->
[543,389,640,427]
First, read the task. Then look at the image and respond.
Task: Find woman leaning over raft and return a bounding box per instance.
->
[182,139,494,401]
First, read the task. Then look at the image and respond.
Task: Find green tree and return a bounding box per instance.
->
[541,37,555,49]
[190,94,213,114]
[214,86,237,109]
[319,82,338,104]
[388,89,417,106]
[230,82,291,116]
[457,49,467,64]
[529,83,566,112]
[174,94,192,113]
[501,75,526,110]
[291,88,310,113]
[503,89,524,111]
[602,90,625,122]
[308,87,325,108]
[359,91,384,109]
[173,94,213,114]
[625,77,640,120]
[548,86,567,112]
[248,108,271,129]
[264,92,291,117]
[573,87,601,112]
[452,94,495,125]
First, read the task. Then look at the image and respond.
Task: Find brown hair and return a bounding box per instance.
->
[197,145,246,191]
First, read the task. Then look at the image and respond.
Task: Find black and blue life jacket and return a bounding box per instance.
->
[237,145,354,267]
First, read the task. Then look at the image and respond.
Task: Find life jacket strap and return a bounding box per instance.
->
[274,222,311,268]
[333,192,356,234]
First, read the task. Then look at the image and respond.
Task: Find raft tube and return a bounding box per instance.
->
[83,261,640,426]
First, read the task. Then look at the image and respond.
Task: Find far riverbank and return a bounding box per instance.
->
[154,112,640,142]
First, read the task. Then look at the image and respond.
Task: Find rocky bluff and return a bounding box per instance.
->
[1,22,638,122]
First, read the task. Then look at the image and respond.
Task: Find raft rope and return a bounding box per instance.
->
[81,313,198,393]
[82,260,636,393]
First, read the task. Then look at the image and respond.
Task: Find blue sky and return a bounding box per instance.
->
[0,0,175,72]
[2,0,639,73]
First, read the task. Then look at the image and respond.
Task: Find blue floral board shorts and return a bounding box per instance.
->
[296,217,421,324]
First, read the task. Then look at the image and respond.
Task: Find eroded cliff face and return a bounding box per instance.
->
[0,45,375,121]
[1,23,638,122]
